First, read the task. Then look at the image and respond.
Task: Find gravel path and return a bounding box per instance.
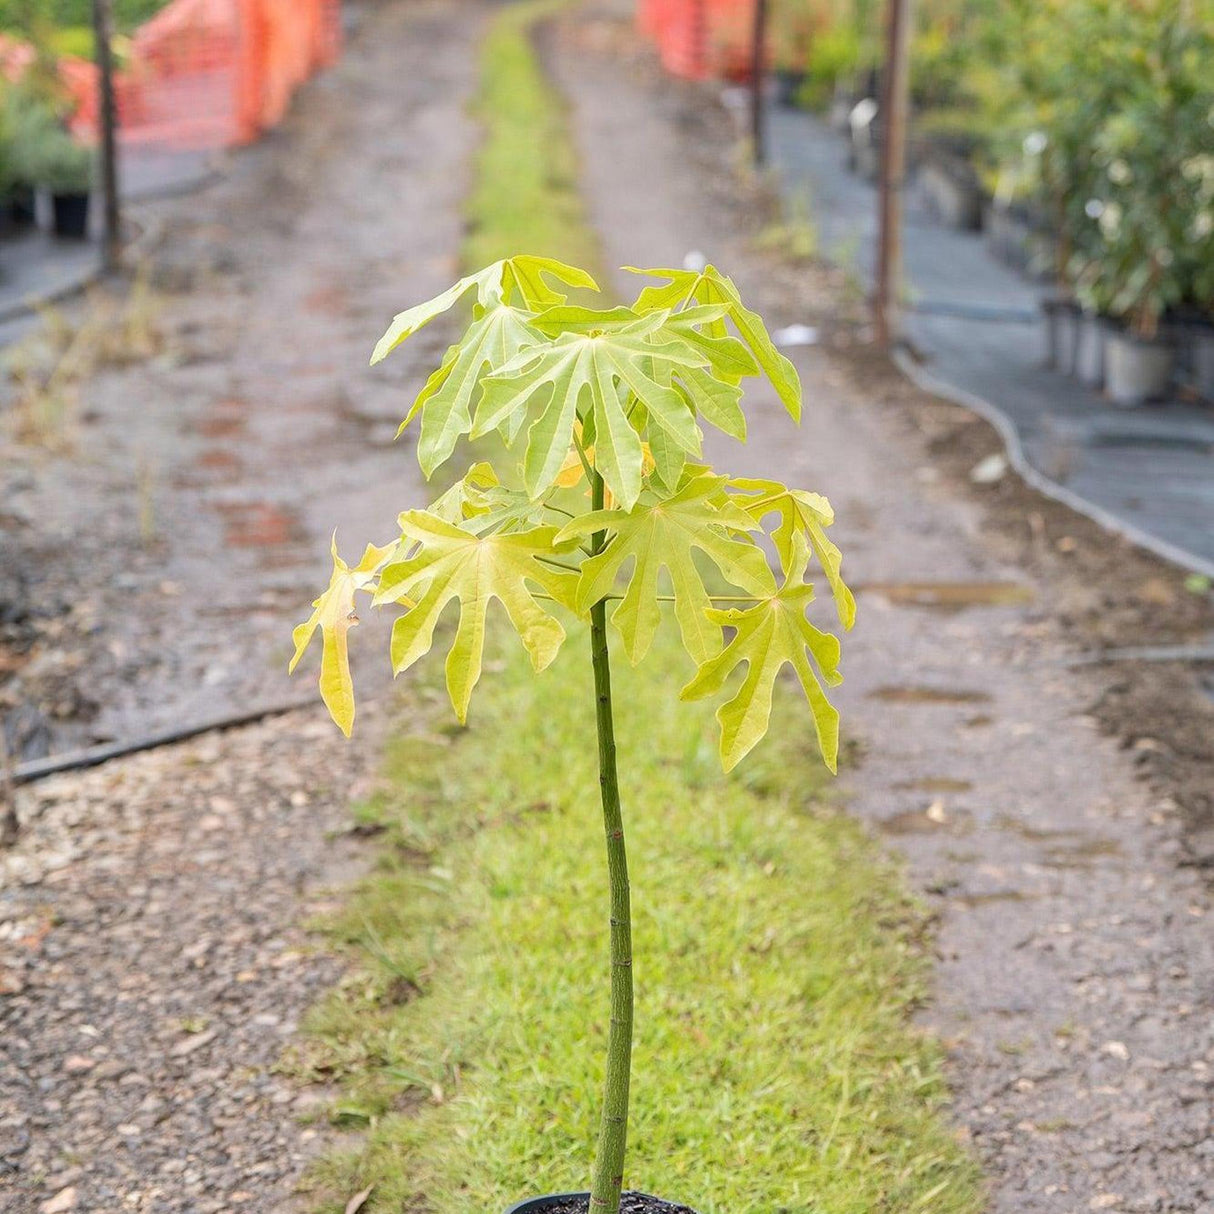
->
[1,709,383,1213]
[551,10,1213,1212]
[1,1,484,1209]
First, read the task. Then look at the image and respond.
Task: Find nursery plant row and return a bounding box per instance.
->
[768,0,1214,404]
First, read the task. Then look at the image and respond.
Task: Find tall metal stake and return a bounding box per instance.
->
[92,0,121,274]
[749,0,768,168]
[874,0,912,349]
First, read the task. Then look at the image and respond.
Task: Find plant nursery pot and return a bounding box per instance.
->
[52,192,90,240]
[505,1193,699,1214]
[918,151,984,232]
[1188,326,1214,402]
[828,87,854,132]
[1104,329,1176,407]
[773,69,806,108]
[1075,313,1106,389]
[5,188,37,230]
[1042,298,1079,373]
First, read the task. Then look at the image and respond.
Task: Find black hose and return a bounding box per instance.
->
[9,696,322,787]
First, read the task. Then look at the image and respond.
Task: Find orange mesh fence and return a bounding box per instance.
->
[636,0,754,82]
[50,0,341,151]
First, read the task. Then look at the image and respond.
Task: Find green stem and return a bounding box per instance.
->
[588,467,633,1214]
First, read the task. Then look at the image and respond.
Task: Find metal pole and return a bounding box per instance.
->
[874,0,912,349]
[750,0,768,167]
[92,0,121,274]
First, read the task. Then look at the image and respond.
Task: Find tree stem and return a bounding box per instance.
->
[588,468,633,1214]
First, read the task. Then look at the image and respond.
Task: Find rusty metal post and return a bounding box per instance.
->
[92,0,121,273]
[874,0,912,348]
[750,0,769,167]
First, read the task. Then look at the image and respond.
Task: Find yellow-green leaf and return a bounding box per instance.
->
[371,256,598,366]
[410,302,541,477]
[473,313,703,510]
[374,513,578,722]
[289,538,395,736]
[557,472,775,665]
[681,535,842,772]
[731,477,856,630]
[626,264,803,421]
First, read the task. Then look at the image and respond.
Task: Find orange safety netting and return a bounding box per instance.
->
[28,0,340,150]
[636,0,754,82]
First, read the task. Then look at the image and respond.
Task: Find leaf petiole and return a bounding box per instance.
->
[535,555,582,574]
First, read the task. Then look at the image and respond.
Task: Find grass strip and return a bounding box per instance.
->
[462,0,600,275]
[294,5,982,1212]
[296,628,982,1214]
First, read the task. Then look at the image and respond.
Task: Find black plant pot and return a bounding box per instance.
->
[773,69,806,108]
[5,187,37,230]
[505,1193,699,1214]
[52,192,90,240]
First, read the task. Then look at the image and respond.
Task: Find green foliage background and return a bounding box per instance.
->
[0,0,170,36]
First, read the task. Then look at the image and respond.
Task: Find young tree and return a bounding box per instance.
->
[291,256,853,1214]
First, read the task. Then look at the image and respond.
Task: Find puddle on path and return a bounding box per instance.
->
[869,685,992,705]
[879,805,975,835]
[1038,838,1123,867]
[952,889,1041,907]
[995,814,1123,867]
[894,776,974,793]
[857,581,1035,610]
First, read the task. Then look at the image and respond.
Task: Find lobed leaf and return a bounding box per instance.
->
[730,477,856,630]
[557,472,775,666]
[681,536,842,772]
[289,537,396,736]
[473,314,704,510]
[371,255,598,366]
[626,264,803,421]
[374,512,578,722]
[408,302,542,477]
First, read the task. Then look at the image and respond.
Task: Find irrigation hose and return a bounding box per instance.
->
[8,695,323,788]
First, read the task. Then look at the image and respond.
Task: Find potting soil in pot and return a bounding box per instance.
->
[532,1194,698,1214]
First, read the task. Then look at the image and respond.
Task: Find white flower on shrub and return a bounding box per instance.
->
[1190,211,1212,240]
[1098,201,1122,238]
[1023,131,1047,157]
[1107,159,1131,184]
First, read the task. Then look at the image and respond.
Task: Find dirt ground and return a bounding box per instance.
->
[1,0,1211,1211]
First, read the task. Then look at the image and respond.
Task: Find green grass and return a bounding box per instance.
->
[462,0,600,276]
[295,632,982,1214]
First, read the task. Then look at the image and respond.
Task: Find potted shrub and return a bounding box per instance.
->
[2,81,58,231]
[0,90,15,237]
[35,126,93,239]
[1057,0,1208,405]
[793,22,867,117]
[769,6,815,107]
[290,256,853,1214]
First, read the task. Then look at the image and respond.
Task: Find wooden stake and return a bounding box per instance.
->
[750,0,768,167]
[92,0,121,274]
[874,0,912,349]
